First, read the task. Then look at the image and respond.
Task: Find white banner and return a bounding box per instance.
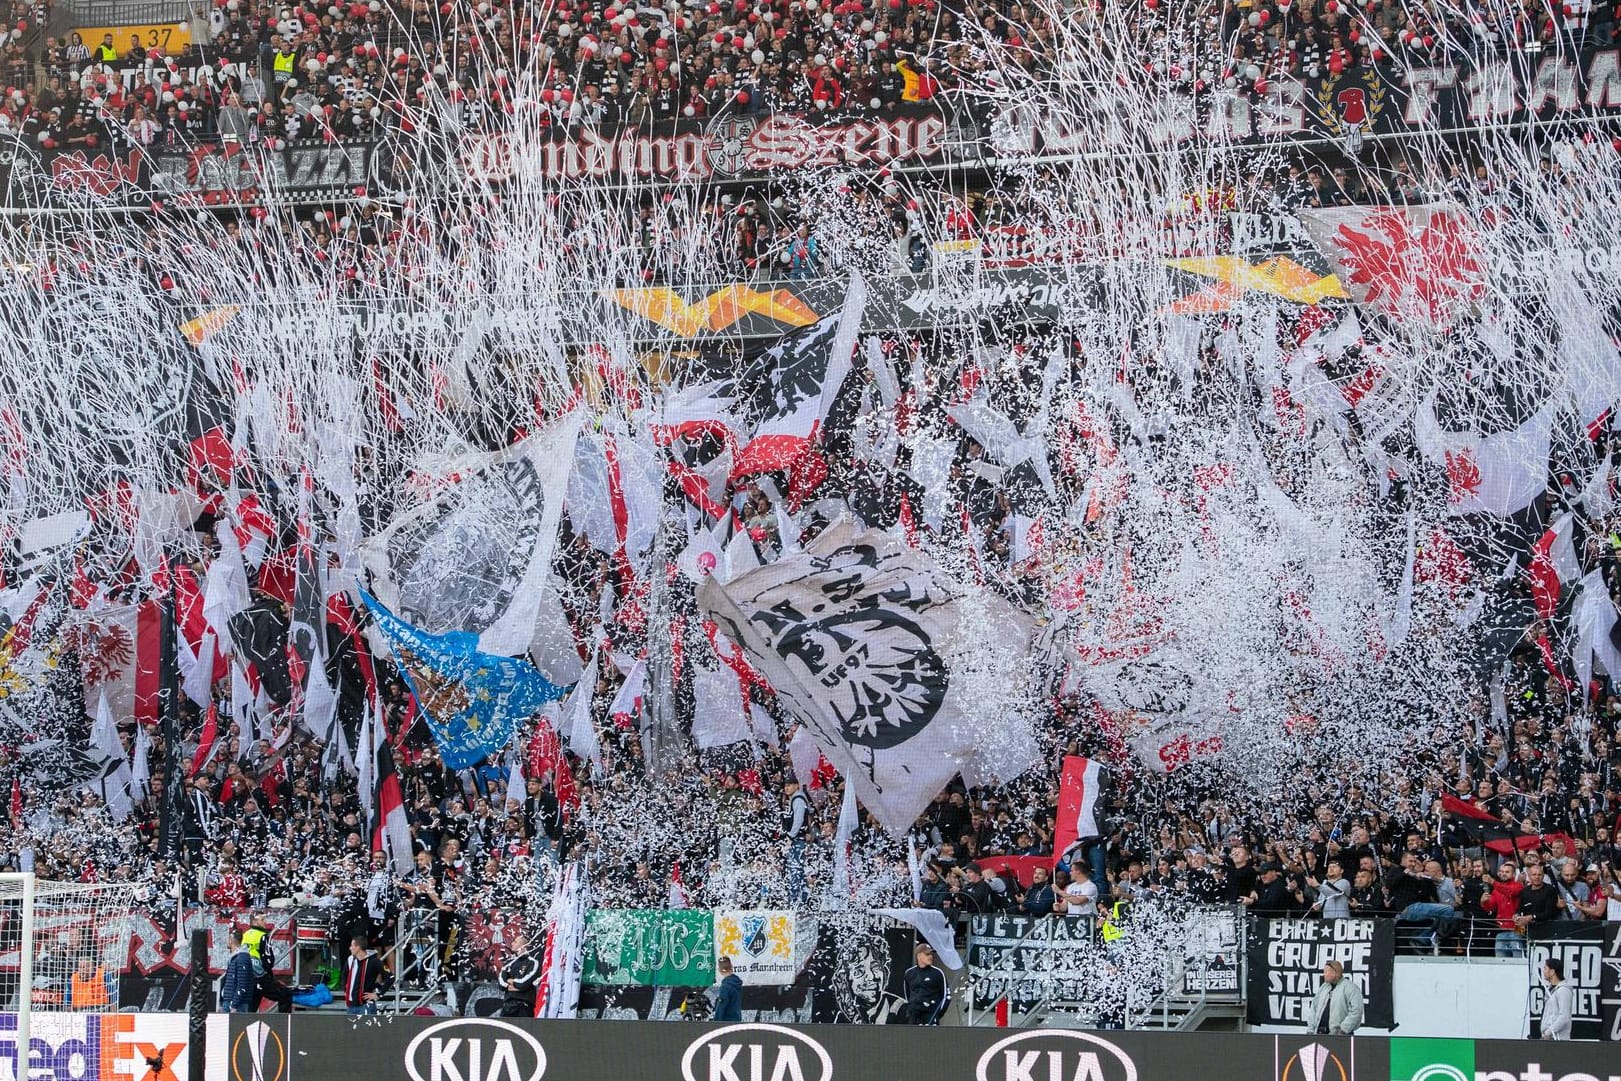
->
[713,910,797,986]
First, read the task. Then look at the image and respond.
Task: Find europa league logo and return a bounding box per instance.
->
[230,1021,286,1081]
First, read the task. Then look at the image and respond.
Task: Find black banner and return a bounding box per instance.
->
[1245,917,1396,1029]
[0,136,394,208]
[1527,922,1621,1041]
[1003,48,1621,154]
[223,1014,1621,1081]
[965,914,1098,1010]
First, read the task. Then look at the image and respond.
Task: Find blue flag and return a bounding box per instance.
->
[361,591,567,770]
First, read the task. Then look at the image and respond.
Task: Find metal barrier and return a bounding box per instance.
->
[59,0,198,27]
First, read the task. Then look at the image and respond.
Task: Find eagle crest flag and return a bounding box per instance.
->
[361,413,580,656]
[698,517,1035,834]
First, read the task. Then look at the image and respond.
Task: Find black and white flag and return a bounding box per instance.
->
[698,517,1036,834]
[730,275,867,477]
[361,413,580,656]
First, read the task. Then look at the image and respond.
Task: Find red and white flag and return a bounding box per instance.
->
[366,709,413,874]
[730,276,867,477]
[1414,397,1554,518]
[1051,755,1103,870]
[1528,513,1580,622]
[188,701,221,778]
[1298,204,1484,326]
[71,601,164,724]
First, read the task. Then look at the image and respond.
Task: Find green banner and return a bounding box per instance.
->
[582,909,716,987]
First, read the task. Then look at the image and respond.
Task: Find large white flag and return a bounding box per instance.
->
[91,694,133,820]
[698,517,1036,834]
[690,666,752,750]
[1573,570,1621,704]
[361,412,581,656]
[537,862,590,1018]
[1413,395,1554,518]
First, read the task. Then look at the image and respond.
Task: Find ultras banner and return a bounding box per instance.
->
[221,1017,1621,1081]
[1245,917,1396,1029]
[6,50,1621,206]
[965,914,1098,1010]
[1526,922,1621,1041]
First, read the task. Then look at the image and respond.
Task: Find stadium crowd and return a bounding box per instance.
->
[0,0,1613,152]
[0,313,1618,987]
[0,0,1619,1007]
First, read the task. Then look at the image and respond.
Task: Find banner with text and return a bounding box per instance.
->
[1245,917,1395,1029]
[1526,922,1621,1041]
[714,910,797,986]
[966,914,1098,1010]
[582,909,716,988]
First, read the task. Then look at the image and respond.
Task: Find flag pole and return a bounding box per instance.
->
[645,493,675,774]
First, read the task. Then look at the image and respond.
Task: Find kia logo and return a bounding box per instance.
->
[681,1024,833,1081]
[403,1019,546,1081]
[975,1031,1138,1081]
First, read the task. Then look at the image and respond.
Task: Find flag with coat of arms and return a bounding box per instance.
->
[360,591,568,769]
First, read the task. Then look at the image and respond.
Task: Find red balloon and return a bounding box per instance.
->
[736,89,749,103]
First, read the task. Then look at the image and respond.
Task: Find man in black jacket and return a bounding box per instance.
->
[1386,852,1457,947]
[1254,863,1302,915]
[343,936,384,1016]
[498,934,545,1017]
[903,945,947,1025]
[523,777,563,859]
[960,864,995,914]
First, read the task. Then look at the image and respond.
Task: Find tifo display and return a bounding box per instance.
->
[0,0,1619,1048]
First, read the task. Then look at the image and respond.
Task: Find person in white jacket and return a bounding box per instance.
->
[1309,859,1353,919]
[1305,960,1364,1035]
[1539,958,1574,1040]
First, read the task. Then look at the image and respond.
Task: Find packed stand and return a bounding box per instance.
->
[0,0,1615,155]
